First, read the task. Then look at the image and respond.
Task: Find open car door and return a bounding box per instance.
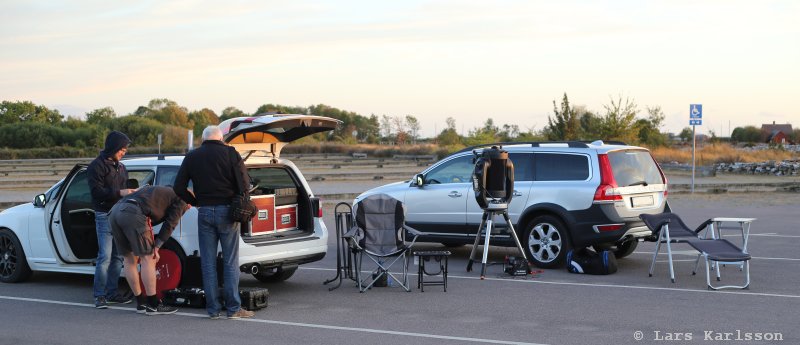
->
[219,114,341,158]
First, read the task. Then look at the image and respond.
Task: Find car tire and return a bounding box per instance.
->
[253,267,297,283]
[0,228,33,283]
[612,239,638,259]
[523,215,571,269]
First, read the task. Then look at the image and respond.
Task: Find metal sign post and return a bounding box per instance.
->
[157,134,162,155]
[689,104,703,193]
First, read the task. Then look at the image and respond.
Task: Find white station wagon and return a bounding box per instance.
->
[0,114,340,291]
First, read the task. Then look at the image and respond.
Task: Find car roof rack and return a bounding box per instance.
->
[455,141,590,154]
[122,153,186,161]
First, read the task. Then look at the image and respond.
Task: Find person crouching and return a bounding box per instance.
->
[109,185,189,315]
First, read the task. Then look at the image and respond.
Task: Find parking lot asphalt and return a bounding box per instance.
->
[1,193,798,345]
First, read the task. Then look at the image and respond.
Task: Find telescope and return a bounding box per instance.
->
[467,146,530,278]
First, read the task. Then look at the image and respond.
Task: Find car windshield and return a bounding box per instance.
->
[607,150,663,187]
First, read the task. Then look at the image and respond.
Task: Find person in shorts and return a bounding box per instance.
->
[109,185,189,315]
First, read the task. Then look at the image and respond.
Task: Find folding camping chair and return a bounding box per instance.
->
[640,213,712,283]
[641,213,752,290]
[342,194,422,292]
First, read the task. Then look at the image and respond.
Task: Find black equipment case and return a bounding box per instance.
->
[163,287,269,311]
[239,287,269,311]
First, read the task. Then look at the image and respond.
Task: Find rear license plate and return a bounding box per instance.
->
[631,195,654,207]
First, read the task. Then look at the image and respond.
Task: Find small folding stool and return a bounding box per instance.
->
[414,251,451,292]
[688,239,752,290]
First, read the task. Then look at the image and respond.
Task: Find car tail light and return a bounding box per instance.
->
[594,224,623,232]
[650,152,669,199]
[310,197,322,218]
[594,154,622,202]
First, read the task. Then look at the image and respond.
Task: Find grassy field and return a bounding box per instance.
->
[650,143,798,165]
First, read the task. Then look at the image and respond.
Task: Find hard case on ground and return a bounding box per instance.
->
[162,287,207,308]
[239,287,269,311]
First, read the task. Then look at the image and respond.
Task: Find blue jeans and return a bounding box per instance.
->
[198,205,242,316]
[93,211,123,298]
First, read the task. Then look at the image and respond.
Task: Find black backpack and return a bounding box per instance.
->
[566,248,618,275]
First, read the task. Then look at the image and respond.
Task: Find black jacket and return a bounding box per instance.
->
[122,186,188,248]
[173,140,250,206]
[88,131,131,212]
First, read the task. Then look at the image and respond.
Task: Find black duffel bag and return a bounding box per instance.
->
[566,248,618,275]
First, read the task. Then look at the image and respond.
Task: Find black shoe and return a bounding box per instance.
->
[107,293,133,305]
[136,304,146,314]
[94,297,108,309]
[144,304,178,316]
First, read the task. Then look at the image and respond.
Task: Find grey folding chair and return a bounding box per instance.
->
[342,194,422,292]
[640,213,711,283]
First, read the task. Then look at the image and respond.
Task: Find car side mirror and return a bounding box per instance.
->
[414,174,425,187]
[33,194,46,208]
[126,178,139,189]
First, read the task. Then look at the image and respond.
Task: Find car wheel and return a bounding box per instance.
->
[612,239,638,259]
[0,228,33,283]
[524,215,570,268]
[253,267,297,283]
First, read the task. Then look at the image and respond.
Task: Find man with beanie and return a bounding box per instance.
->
[88,130,135,308]
[110,186,189,315]
[174,125,255,320]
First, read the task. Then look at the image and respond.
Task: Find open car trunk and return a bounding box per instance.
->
[240,164,314,244]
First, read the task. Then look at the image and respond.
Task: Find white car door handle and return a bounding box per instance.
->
[448,191,462,198]
[513,190,523,197]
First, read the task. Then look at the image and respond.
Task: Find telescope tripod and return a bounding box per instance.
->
[466,207,530,279]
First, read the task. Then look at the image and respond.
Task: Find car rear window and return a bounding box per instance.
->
[533,153,589,181]
[607,150,663,187]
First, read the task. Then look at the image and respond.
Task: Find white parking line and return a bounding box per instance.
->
[305,267,800,299]
[749,234,800,238]
[0,295,545,345]
[632,251,800,261]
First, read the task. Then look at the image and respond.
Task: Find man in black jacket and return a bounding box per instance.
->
[173,125,255,320]
[110,186,189,316]
[88,131,135,309]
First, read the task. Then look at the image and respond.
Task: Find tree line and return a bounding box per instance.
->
[3,93,751,154]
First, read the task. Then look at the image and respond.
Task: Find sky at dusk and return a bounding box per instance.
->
[1,1,797,138]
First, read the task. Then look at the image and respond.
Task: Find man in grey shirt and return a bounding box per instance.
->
[109,185,189,315]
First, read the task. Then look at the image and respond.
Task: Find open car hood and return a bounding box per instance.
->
[219,114,341,157]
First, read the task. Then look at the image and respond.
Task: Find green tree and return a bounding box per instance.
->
[220,106,247,122]
[0,100,63,124]
[636,106,667,147]
[188,108,219,136]
[578,108,602,140]
[730,126,762,143]
[109,115,165,146]
[86,107,117,125]
[678,127,693,142]
[437,117,461,146]
[406,115,420,143]
[599,95,640,143]
[546,93,581,140]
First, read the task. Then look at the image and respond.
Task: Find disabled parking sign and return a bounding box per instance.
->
[690,104,702,119]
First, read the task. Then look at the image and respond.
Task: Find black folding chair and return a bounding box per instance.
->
[342,194,422,292]
[641,213,751,290]
[640,213,711,283]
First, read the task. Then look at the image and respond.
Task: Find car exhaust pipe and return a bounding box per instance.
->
[250,264,260,275]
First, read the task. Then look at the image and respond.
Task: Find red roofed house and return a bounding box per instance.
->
[761,121,793,144]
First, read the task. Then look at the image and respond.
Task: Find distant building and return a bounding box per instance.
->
[761,121,793,144]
